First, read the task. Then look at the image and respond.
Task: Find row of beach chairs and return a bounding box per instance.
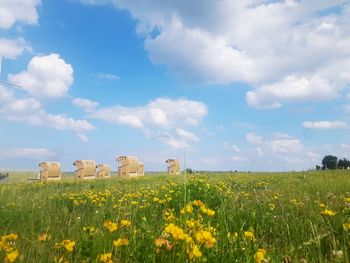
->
[31,156,180,182]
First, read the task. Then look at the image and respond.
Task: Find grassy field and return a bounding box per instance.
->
[0,171,349,262]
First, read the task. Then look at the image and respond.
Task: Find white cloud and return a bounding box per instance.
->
[77,133,89,142]
[80,0,350,108]
[0,86,95,133]
[246,133,262,145]
[0,147,55,159]
[9,53,74,98]
[0,38,31,59]
[96,72,120,80]
[91,97,207,129]
[246,75,336,109]
[176,128,198,142]
[341,143,350,149]
[246,132,304,155]
[159,135,189,149]
[0,0,40,29]
[91,97,207,148]
[302,120,347,129]
[269,138,303,154]
[0,85,14,102]
[2,97,40,113]
[72,98,99,112]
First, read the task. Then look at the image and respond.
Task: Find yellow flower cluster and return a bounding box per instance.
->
[157,199,216,260]
[0,233,19,263]
[120,220,131,227]
[244,231,256,242]
[113,238,129,247]
[99,252,112,263]
[55,239,76,252]
[321,209,336,216]
[254,248,267,263]
[104,220,118,233]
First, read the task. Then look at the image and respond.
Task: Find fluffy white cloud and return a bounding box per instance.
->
[9,53,74,98]
[0,85,94,133]
[81,0,350,108]
[0,38,31,59]
[91,97,207,129]
[2,97,40,114]
[246,132,304,154]
[269,138,303,154]
[72,98,99,112]
[303,120,347,129]
[176,128,198,142]
[247,75,336,109]
[91,97,207,148]
[0,85,14,102]
[0,147,55,159]
[0,0,40,29]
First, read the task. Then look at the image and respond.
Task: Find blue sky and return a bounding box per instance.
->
[1,0,350,171]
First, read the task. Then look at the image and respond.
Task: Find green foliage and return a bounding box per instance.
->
[322,155,338,170]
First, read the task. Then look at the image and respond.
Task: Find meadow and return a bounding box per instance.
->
[0,170,349,262]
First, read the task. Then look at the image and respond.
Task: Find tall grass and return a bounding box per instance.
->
[0,170,349,262]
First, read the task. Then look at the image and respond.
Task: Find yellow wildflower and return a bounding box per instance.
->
[7,249,19,263]
[62,240,75,252]
[38,233,51,241]
[120,220,131,227]
[344,197,350,203]
[4,234,18,241]
[192,200,205,207]
[206,208,215,216]
[188,244,202,259]
[154,237,173,251]
[244,231,256,241]
[319,203,326,208]
[343,223,350,231]
[99,252,112,263]
[254,248,266,263]
[321,209,336,216]
[104,220,118,232]
[164,223,186,240]
[113,238,129,247]
[195,230,216,248]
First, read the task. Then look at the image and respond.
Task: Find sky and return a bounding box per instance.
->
[0,0,350,172]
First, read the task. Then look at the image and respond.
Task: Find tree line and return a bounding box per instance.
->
[316,155,350,170]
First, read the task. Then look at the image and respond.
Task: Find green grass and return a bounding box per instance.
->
[0,170,349,262]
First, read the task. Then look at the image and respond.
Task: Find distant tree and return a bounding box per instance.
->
[338,158,350,169]
[315,165,321,171]
[322,155,338,170]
